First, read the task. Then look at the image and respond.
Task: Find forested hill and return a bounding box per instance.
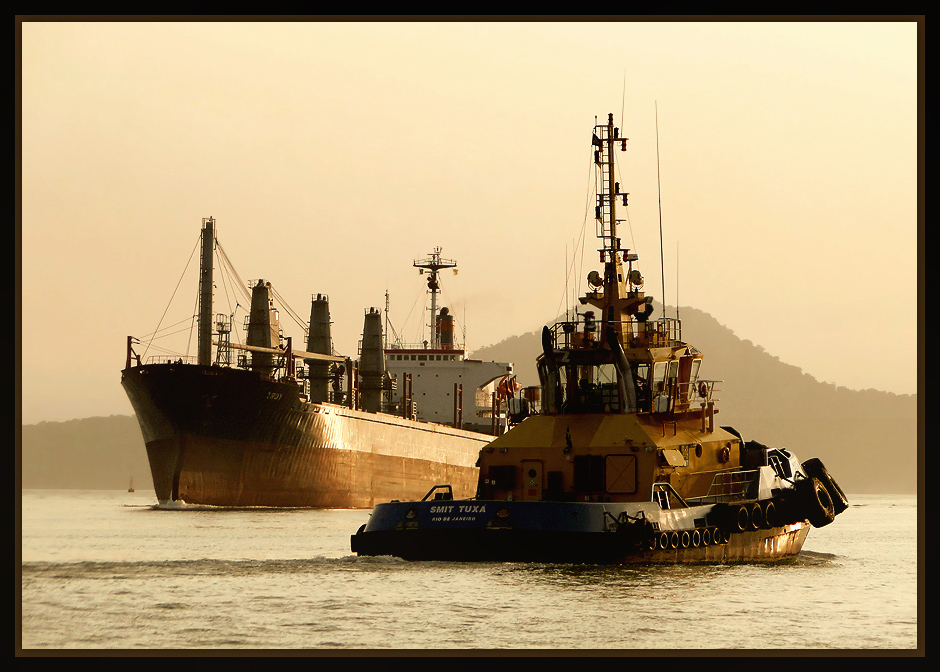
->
[21,415,152,490]
[469,304,917,495]
[20,304,917,494]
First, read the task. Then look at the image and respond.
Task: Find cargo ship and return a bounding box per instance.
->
[121,223,513,507]
[351,112,848,562]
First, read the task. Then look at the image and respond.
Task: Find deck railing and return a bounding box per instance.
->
[145,355,198,365]
[685,469,761,504]
[548,316,684,350]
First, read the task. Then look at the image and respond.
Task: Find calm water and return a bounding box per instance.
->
[19,490,920,651]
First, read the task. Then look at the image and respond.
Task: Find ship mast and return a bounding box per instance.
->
[197,217,215,366]
[583,114,643,341]
[414,247,456,349]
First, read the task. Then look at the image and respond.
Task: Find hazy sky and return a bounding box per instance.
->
[18,19,920,424]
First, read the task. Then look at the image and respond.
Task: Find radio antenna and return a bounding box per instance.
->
[655,101,666,318]
[565,244,569,321]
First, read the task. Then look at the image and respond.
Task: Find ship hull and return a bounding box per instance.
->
[350,500,812,564]
[121,363,487,507]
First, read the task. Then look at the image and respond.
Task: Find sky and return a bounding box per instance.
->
[18,19,921,424]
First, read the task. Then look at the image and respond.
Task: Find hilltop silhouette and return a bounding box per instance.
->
[21,415,151,491]
[470,303,917,495]
[21,304,916,494]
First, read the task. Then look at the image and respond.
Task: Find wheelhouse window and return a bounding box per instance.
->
[689,358,701,384]
[651,360,678,413]
[651,361,667,395]
[560,363,621,413]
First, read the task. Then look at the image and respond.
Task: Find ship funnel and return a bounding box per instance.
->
[306,293,332,403]
[247,280,280,378]
[359,307,386,413]
[606,326,637,413]
[436,307,455,349]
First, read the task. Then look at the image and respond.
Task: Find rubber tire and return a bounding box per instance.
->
[802,458,849,515]
[749,502,764,530]
[714,527,730,544]
[763,499,778,528]
[801,476,835,528]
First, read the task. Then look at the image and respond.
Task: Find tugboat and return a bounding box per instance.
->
[350,112,848,563]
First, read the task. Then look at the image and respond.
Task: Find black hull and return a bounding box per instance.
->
[351,500,812,564]
[121,363,488,507]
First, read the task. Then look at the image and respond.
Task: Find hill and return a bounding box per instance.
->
[469,303,917,495]
[20,415,152,490]
[20,304,917,494]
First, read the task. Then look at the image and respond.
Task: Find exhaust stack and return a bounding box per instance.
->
[359,308,386,413]
[305,294,333,403]
[246,280,279,379]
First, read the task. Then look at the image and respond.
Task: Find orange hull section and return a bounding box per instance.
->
[147,433,480,508]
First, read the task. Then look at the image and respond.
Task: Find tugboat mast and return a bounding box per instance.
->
[584,113,643,343]
[413,247,456,349]
[599,114,625,321]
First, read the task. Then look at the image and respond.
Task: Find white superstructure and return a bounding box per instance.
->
[383,248,514,435]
